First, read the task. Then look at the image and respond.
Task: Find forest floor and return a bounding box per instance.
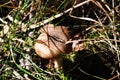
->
[0,0,120,80]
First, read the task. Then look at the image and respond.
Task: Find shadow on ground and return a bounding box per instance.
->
[63,50,113,80]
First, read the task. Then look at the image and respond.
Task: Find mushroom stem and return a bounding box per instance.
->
[53,56,63,69]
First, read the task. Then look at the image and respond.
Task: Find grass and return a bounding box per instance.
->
[0,0,120,80]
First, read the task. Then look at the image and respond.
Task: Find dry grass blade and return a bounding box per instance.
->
[91,0,112,22]
[29,0,92,29]
[7,0,92,31]
[1,0,120,79]
[108,74,120,80]
[69,0,99,23]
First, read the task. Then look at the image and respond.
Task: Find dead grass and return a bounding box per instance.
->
[0,0,120,80]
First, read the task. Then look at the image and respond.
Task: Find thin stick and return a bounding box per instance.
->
[7,0,92,29]
[29,0,92,29]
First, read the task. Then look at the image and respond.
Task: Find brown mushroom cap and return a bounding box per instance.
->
[34,24,71,59]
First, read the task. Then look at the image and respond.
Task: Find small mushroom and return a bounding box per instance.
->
[34,24,71,69]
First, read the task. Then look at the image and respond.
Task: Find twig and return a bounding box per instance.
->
[108,74,120,80]
[69,0,99,23]
[66,38,120,44]
[0,17,7,24]
[91,0,112,22]
[7,0,92,29]
[0,1,11,7]
[30,0,92,29]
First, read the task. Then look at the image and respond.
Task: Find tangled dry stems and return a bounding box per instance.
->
[0,0,120,80]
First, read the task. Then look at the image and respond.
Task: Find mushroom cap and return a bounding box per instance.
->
[34,24,71,59]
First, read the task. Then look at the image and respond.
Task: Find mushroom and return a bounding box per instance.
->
[34,24,71,69]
